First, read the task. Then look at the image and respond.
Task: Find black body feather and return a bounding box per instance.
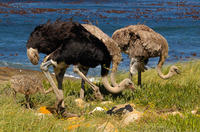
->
[26,20,111,76]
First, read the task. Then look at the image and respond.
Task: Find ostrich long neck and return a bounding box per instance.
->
[156,55,174,79]
[110,72,118,87]
[102,75,130,94]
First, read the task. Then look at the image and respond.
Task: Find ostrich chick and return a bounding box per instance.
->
[10,74,52,109]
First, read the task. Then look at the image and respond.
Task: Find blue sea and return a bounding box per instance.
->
[0,0,199,77]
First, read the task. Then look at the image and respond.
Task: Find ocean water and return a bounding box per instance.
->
[0,0,199,77]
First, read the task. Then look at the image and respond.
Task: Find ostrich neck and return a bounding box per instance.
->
[110,72,118,87]
[156,54,174,79]
[102,75,128,94]
[156,66,174,79]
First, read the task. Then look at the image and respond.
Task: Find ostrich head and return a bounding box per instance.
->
[157,65,180,79]
[26,21,63,65]
[122,78,135,91]
[26,24,46,65]
[102,76,135,93]
[169,65,180,75]
[27,48,39,65]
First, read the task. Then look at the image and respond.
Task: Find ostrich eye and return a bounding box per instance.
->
[174,68,180,74]
[128,82,133,85]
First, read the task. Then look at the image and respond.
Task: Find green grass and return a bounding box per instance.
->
[0,60,200,131]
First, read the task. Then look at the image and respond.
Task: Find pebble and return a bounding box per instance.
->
[121,109,143,126]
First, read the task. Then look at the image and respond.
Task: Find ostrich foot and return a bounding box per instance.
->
[47,105,79,118]
[26,103,31,109]
[54,101,79,118]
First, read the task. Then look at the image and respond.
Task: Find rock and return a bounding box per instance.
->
[97,122,118,132]
[121,109,143,126]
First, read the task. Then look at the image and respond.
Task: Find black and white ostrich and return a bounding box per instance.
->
[26,20,134,117]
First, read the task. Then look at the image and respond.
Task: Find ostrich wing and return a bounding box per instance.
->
[112,24,156,56]
[82,24,122,68]
[130,30,163,58]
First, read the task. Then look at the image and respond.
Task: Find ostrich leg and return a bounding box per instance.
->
[53,66,67,109]
[40,60,67,111]
[129,57,143,86]
[41,60,78,118]
[40,60,64,107]
[12,90,17,103]
[138,71,142,86]
[73,65,103,100]
[129,58,139,84]
[78,65,89,99]
[25,95,31,109]
[129,58,134,79]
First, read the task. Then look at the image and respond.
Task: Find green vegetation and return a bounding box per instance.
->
[0,61,200,132]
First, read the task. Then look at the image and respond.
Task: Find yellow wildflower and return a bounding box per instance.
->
[67,117,79,120]
[67,124,80,130]
[103,106,108,111]
[39,106,51,114]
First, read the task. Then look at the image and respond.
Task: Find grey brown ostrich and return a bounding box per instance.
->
[112,24,180,86]
[26,20,134,117]
[10,74,52,109]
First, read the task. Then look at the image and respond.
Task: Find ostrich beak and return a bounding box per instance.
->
[27,48,39,65]
[174,66,181,74]
[128,81,135,91]
[175,68,181,74]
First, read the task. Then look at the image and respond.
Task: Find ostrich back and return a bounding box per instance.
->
[112,24,168,59]
[10,75,43,95]
[81,24,122,71]
[129,30,168,58]
[112,24,154,53]
[26,21,112,67]
[48,35,111,69]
